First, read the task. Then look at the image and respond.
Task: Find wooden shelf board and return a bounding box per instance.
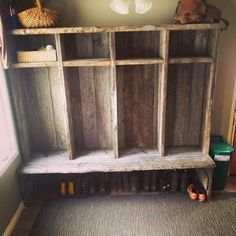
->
[9,23,224,35]
[63,58,111,67]
[11,62,58,68]
[169,57,214,64]
[116,58,163,66]
[19,147,215,174]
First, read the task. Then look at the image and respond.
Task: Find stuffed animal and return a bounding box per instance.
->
[174,0,207,24]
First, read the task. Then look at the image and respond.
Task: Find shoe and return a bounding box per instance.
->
[198,187,206,203]
[187,184,198,200]
[68,180,75,196]
[60,181,66,196]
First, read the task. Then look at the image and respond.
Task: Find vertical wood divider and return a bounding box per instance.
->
[55,34,75,160]
[109,32,119,158]
[202,30,220,154]
[158,30,170,156]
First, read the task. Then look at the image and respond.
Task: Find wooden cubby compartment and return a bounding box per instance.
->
[65,66,113,156]
[12,35,56,64]
[165,64,210,153]
[169,30,211,57]
[115,31,160,60]
[10,67,67,158]
[61,33,110,67]
[117,65,159,155]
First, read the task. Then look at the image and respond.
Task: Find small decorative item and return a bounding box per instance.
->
[174,0,206,24]
[18,0,58,28]
[17,45,57,63]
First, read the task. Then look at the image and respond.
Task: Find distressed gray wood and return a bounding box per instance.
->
[18,147,215,174]
[202,30,220,154]
[166,64,207,147]
[8,69,31,159]
[158,30,169,155]
[55,34,76,159]
[9,23,224,35]
[109,32,119,158]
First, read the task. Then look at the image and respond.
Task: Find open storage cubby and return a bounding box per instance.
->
[165,64,210,152]
[117,65,159,154]
[169,30,211,57]
[116,31,160,59]
[61,33,110,67]
[65,66,113,156]
[11,35,57,64]
[8,24,224,203]
[9,67,67,158]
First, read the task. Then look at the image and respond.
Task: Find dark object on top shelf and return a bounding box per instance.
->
[203,4,229,30]
[18,0,58,28]
[174,0,207,24]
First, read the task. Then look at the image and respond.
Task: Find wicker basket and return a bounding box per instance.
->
[18,0,58,28]
[17,50,57,63]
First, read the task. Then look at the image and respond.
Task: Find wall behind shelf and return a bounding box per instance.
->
[21,0,236,141]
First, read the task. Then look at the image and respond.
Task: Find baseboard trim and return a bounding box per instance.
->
[3,202,24,236]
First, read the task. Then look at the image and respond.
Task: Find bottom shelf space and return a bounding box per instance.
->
[19,147,215,174]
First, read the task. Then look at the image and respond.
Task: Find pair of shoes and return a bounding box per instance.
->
[60,181,75,196]
[187,184,206,202]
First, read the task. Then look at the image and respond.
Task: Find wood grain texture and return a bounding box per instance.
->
[169,30,210,57]
[202,30,220,154]
[8,69,31,159]
[116,31,159,59]
[55,34,75,159]
[109,32,119,158]
[9,23,224,35]
[158,30,169,155]
[166,64,207,147]
[117,65,156,149]
[18,147,215,174]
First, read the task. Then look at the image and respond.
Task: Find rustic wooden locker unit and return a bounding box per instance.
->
[8,23,224,203]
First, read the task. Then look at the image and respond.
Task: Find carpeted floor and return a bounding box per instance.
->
[30,193,236,236]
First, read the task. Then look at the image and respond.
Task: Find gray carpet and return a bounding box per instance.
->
[30,193,236,236]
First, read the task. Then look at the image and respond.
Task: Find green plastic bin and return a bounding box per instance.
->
[210,136,234,191]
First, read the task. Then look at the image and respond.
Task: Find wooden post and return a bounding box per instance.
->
[55,34,75,160]
[202,30,220,154]
[158,30,170,156]
[109,32,119,158]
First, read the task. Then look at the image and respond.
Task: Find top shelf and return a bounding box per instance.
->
[9,23,224,35]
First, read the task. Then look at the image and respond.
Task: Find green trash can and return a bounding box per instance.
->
[210,136,235,191]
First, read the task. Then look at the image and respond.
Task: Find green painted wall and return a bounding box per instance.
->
[0,157,21,235]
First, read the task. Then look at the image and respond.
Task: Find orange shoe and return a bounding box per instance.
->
[187,184,198,200]
[60,181,66,196]
[68,180,75,196]
[198,187,206,203]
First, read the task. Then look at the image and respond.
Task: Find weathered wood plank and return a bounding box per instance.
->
[19,147,215,174]
[63,59,111,67]
[116,58,163,66]
[166,64,207,147]
[94,67,112,149]
[9,23,224,35]
[109,32,119,158]
[169,57,214,64]
[55,34,76,159]
[8,69,31,159]
[11,62,58,68]
[158,30,169,155]
[202,30,220,154]
[66,67,85,152]
[79,67,98,149]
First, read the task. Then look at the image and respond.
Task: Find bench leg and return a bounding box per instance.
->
[205,168,213,201]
